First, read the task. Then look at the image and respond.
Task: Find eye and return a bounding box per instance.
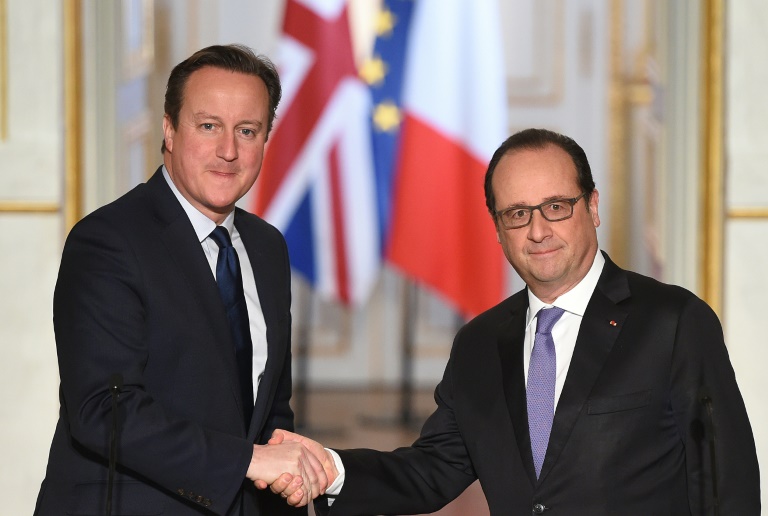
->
[201,123,215,131]
[548,202,564,211]
[239,128,255,137]
[509,208,529,220]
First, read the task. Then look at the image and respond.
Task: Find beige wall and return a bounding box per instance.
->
[0,0,63,511]
[724,0,768,504]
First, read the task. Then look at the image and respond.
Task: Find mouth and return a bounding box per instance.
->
[208,169,237,177]
[528,247,560,257]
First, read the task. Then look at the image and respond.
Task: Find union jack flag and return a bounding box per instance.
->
[253,0,379,306]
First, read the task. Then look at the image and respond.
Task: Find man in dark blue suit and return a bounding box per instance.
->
[268,129,760,515]
[35,45,326,516]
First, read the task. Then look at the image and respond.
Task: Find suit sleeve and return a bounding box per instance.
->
[669,296,761,515]
[315,352,476,516]
[54,214,252,515]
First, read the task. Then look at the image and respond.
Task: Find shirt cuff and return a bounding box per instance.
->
[324,448,345,498]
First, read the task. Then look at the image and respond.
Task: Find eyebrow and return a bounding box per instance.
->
[505,194,578,208]
[193,111,263,127]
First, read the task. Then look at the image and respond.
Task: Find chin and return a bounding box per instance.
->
[530,264,565,284]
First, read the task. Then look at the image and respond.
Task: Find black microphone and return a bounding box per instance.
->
[107,374,123,516]
[699,387,719,516]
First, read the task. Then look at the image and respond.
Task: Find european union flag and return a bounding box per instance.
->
[360,0,416,251]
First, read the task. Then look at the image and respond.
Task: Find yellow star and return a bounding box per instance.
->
[373,101,402,133]
[376,7,397,38]
[359,55,388,86]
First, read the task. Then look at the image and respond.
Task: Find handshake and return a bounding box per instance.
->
[246,429,338,507]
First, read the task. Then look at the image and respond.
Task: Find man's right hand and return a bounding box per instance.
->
[256,429,340,507]
[246,440,328,507]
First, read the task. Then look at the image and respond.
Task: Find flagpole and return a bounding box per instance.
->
[293,279,346,437]
[398,277,417,426]
[359,273,424,430]
[293,278,312,431]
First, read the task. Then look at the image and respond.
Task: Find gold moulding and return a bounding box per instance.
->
[727,207,768,219]
[0,201,61,213]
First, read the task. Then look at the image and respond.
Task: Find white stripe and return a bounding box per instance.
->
[310,160,337,300]
[336,82,379,303]
[402,0,508,161]
[272,36,313,134]
[294,0,346,20]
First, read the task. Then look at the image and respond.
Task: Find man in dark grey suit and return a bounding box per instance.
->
[268,128,760,515]
[34,45,326,516]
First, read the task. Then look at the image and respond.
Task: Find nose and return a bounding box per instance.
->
[216,131,238,162]
[527,207,552,242]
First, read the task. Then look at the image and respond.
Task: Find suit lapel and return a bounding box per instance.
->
[235,210,285,439]
[538,254,630,483]
[497,291,538,487]
[147,170,244,430]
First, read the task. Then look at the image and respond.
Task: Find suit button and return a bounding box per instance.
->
[196,495,204,503]
[177,488,185,496]
[204,499,212,507]
[533,503,546,514]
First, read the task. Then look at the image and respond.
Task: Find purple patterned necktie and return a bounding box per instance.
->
[527,306,565,478]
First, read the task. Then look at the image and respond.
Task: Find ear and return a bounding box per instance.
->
[162,114,174,153]
[588,189,601,228]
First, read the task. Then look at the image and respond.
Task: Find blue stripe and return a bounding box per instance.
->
[283,190,316,284]
[370,0,416,250]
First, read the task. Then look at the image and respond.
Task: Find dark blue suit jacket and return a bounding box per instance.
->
[318,253,760,515]
[35,168,305,516]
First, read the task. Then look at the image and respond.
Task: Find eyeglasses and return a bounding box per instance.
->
[495,192,588,229]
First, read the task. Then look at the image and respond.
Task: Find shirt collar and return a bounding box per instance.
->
[526,249,605,326]
[162,165,235,241]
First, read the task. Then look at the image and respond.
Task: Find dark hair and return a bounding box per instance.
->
[161,44,282,153]
[483,128,595,219]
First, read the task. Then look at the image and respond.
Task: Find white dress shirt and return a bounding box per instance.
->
[163,167,268,400]
[525,249,605,409]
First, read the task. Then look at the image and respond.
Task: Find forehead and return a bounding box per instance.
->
[181,66,267,110]
[492,145,579,205]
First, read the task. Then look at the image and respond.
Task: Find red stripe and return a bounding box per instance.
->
[328,142,349,303]
[254,0,356,215]
[387,115,504,316]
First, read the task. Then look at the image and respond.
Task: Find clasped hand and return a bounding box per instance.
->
[247,430,337,507]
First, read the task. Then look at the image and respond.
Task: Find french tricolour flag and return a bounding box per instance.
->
[385,0,508,317]
[253,0,379,306]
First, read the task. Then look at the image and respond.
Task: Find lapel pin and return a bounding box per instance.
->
[609,320,617,327]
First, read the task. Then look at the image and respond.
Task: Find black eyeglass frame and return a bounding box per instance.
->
[495,192,588,229]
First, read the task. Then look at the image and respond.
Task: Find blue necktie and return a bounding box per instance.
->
[527,306,565,478]
[209,226,253,429]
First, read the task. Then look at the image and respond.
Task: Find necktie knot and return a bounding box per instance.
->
[536,306,565,335]
[209,226,233,249]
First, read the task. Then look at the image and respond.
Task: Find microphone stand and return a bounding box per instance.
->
[107,374,123,516]
[700,390,719,516]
